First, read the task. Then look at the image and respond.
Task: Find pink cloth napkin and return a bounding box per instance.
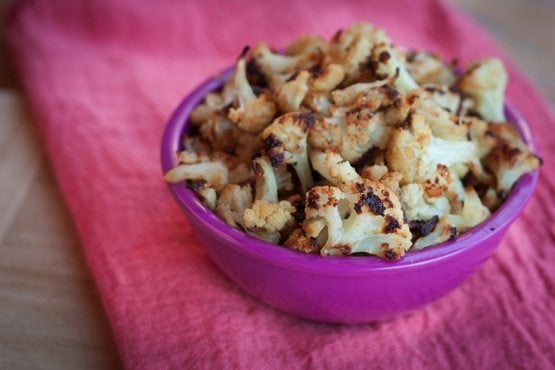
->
[7,0,555,368]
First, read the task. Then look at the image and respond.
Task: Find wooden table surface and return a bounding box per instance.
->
[0,1,553,368]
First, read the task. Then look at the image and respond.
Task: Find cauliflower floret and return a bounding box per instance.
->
[261,112,316,193]
[285,35,327,56]
[412,215,457,250]
[309,149,360,186]
[327,23,391,83]
[371,43,418,92]
[303,179,412,259]
[360,164,403,198]
[228,57,276,133]
[303,92,333,115]
[198,114,239,153]
[189,78,236,125]
[252,156,293,202]
[410,187,489,250]
[386,112,477,185]
[275,70,310,112]
[212,152,252,184]
[478,124,541,194]
[310,63,345,93]
[252,43,322,77]
[234,131,262,164]
[401,183,451,221]
[457,187,490,230]
[404,51,456,86]
[309,99,395,162]
[284,228,320,253]
[457,58,508,122]
[242,200,296,244]
[330,80,390,106]
[164,161,228,190]
[176,136,211,164]
[215,184,253,227]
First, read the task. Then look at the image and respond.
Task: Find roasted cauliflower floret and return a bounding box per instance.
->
[371,43,418,92]
[243,200,296,244]
[309,149,360,186]
[327,23,391,83]
[457,58,508,122]
[261,112,316,193]
[228,57,276,133]
[215,184,253,227]
[284,228,320,253]
[401,183,451,221]
[275,70,310,112]
[485,124,541,194]
[386,112,477,186]
[412,215,457,250]
[252,43,322,77]
[303,179,412,259]
[310,63,345,93]
[309,98,396,162]
[164,160,228,191]
[404,51,456,86]
[252,156,293,202]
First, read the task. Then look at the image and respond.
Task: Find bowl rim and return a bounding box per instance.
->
[161,66,540,276]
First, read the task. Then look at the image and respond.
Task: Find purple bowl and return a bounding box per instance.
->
[161,67,540,323]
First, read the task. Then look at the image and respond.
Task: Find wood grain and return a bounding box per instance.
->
[0,1,553,368]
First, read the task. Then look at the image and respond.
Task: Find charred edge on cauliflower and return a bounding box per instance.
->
[383,215,401,234]
[408,215,439,239]
[277,111,316,131]
[263,134,285,166]
[353,182,389,215]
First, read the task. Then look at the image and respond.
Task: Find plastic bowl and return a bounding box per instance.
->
[161,67,539,323]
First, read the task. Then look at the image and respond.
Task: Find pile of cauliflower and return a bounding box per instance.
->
[165,23,541,260]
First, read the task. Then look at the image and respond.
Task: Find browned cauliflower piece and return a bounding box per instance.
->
[252,156,293,202]
[215,184,253,227]
[370,43,418,92]
[485,124,541,194]
[327,23,391,83]
[303,179,412,259]
[242,200,296,244]
[164,161,228,191]
[404,51,456,86]
[228,57,276,133]
[260,112,316,193]
[284,228,320,253]
[310,63,345,93]
[275,70,310,112]
[252,43,322,77]
[457,58,508,122]
[309,149,360,186]
[386,112,477,186]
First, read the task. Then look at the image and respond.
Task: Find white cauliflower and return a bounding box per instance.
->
[261,112,316,193]
[303,179,412,259]
[252,156,293,202]
[457,58,508,122]
[164,161,228,191]
[274,70,310,112]
[485,124,541,194]
[242,200,296,244]
[215,184,253,227]
[404,51,456,86]
[252,43,322,77]
[228,57,276,133]
[309,149,360,186]
[386,112,477,186]
[370,43,418,92]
